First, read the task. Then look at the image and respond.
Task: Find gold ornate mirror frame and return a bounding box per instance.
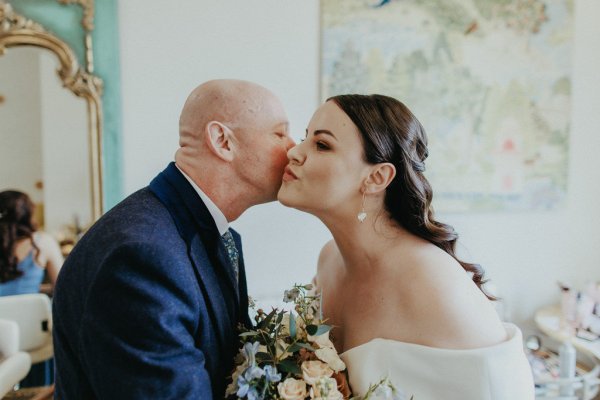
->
[0,0,104,220]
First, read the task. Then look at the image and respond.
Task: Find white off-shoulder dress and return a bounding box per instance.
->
[340,323,535,400]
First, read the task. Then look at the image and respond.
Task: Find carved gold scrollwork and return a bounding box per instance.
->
[0,0,104,220]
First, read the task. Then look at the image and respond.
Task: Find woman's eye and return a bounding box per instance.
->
[316,141,330,151]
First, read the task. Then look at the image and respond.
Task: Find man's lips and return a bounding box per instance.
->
[283,166,298,182]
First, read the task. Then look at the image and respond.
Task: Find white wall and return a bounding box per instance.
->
[118,0,600,331]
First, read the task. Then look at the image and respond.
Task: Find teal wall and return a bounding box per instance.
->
[11,0,123,209]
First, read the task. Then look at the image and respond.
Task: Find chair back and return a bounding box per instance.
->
[0,294,52,352]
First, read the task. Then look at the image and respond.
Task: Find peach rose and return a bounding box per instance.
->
[278,378,308,400]
[302,360,334,385]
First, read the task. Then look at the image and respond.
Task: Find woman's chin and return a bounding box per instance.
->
[277,189,292,207]
[277,189,304,210]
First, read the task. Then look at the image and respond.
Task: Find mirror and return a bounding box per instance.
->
[0,1,104,238]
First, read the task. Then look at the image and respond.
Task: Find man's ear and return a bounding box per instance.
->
[205,121,235,161]
[364,163,396,194]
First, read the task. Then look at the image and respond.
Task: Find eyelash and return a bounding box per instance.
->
[300,138,330,151]
[316,141,329,151]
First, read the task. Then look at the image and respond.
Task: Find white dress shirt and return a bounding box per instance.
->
[176,164,229,235]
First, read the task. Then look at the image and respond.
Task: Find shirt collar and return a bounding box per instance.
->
[176,164,229,235]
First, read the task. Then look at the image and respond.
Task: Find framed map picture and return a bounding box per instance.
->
[321,0,573,212]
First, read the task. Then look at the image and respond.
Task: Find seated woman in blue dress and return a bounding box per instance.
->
[0,190,63,387]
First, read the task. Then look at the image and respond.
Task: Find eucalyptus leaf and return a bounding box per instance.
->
[306,324,318,336]
[289,312,297,339]
[239,331,259,337]
[287,342,315,353]
[294,342,316,351]
[313,324,332,336]
[278,359,302,375]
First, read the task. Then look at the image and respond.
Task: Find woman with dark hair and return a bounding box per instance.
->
[278,95,534,399]
[0,190,63,296]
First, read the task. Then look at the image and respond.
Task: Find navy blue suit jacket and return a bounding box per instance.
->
[53,163,251,399]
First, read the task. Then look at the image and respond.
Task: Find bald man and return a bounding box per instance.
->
[53,80,294,399]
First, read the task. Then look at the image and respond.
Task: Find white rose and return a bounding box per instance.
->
[301,360,334,385]
[308,331,335,349]
[278,378,308,400]
[315,347,346,372]
[310,377,344,400]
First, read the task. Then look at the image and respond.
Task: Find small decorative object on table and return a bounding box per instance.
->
[558,281,600,340]
[225,284,410,400]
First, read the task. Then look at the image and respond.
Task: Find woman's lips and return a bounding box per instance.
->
[282,166,298,182]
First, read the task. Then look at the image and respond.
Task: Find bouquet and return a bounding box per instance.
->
[225,284,409,400]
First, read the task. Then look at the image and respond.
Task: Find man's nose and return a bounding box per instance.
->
[285,136,296,150]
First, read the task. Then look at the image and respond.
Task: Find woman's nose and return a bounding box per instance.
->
[287,141,305,164]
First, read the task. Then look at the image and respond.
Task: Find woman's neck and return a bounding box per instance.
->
[319,209,412,275]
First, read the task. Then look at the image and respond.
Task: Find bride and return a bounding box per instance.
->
[277,94,534,399]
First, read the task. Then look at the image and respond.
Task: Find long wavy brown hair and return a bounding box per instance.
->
[0,190,39,283]
[329,94,494,300]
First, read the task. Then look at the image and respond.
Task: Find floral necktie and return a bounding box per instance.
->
[221,229,239,285]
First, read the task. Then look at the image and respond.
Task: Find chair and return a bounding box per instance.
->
[0,294,53,364]
[0,318,31,397]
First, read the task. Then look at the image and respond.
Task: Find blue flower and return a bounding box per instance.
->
[243,341,260,366]
[244,365,265,381]
[246,387,262,400]
[237,366,266,399]
[263,365,281,383]
[236,373,251,398]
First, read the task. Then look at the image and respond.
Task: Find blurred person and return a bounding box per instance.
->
[0,190,63,296]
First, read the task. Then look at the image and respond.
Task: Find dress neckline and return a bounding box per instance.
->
[341,323,520,356]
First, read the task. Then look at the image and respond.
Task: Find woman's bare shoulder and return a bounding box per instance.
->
[380,246,507,349]
[33,231,58,247]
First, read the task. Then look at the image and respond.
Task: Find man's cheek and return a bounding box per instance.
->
[271,146,289,169]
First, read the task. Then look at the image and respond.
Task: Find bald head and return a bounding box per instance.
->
[174,79,292,218]
[178,79,279,144]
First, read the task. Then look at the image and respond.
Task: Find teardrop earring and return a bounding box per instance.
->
[357,190,367,223]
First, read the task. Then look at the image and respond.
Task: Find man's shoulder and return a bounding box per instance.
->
[93,188,172,232]
[67,188,179,260]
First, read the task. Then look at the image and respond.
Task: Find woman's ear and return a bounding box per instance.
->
[365,163,396,194]
[205,121,235,161]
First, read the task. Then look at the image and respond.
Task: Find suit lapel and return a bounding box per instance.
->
[148,163,242,337]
